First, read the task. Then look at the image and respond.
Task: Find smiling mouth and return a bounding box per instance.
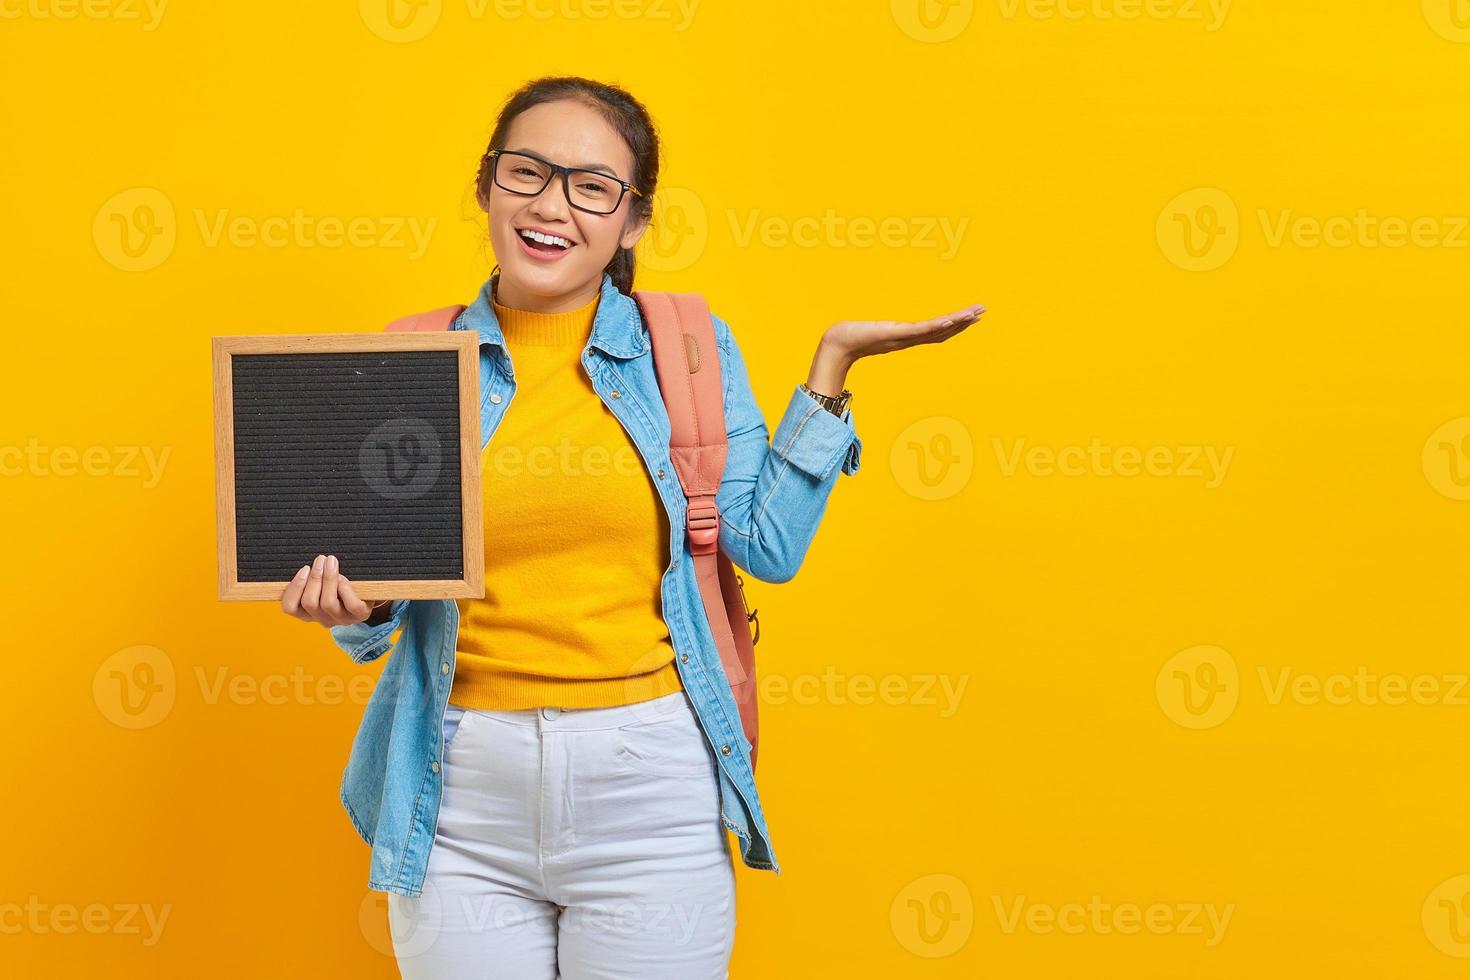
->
[517,228,574,253]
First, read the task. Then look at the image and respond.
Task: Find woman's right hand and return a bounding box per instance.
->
[281,553,386,627]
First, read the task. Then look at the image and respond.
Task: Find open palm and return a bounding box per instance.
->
[825,302,985,360]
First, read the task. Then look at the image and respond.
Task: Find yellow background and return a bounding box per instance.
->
[3,0,1469,976]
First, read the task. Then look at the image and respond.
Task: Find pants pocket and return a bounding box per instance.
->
[613,699,717,778]
[442,703,469,751]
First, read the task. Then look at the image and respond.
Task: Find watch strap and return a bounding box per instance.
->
[800,382,852,417]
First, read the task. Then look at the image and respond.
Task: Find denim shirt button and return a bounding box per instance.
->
[490,393,502,404]
[431,761,440,773]
[679,653,689,663]
[656,468,665,479]
[440,662,449,675]
[609,388,621,400]
[721,744,732,756]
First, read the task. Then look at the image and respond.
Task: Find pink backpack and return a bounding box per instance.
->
[386,292,763,769]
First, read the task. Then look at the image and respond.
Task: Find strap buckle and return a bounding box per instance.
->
[686,501,720,555]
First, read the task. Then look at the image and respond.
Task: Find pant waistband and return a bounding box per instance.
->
[454,689,691,732]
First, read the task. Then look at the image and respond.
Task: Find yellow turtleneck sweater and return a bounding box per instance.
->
[449,287,682,710]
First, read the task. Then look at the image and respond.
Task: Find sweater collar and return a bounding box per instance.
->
[454,271,649,360]
[493,290,599,346]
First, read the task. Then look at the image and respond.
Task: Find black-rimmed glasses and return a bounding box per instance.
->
[487,149,642,215]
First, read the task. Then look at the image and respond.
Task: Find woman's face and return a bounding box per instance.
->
[480,99,648,311]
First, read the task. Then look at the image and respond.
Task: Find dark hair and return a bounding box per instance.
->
[475,76,660,296]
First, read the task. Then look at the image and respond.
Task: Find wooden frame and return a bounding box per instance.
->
[212,331,483,601]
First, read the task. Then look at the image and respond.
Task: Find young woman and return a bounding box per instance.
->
[280,76,983,979]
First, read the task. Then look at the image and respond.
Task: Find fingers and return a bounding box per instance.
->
[901,317,965,343]
[288,554,373,626]
[300,553,327,621]
[337,574,374,625]
[938,304,985,325]
[319,555,346,624]
[281,563,313,621]
[913,304,985,343]
[898,304,984,336]
[937,304,985,329]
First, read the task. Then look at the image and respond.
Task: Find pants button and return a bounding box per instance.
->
[541,706,561,720]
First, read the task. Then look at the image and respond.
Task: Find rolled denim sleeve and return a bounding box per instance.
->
[712,313,862,584]
[769,383,863,480]
[328,599,409,664]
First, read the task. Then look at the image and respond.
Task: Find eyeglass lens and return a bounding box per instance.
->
[495,152,625,214]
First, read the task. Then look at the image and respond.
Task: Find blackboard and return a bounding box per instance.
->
[213,331,483,601]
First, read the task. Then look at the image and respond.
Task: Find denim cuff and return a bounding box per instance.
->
[330,599,408,664]
[770,385,863,480]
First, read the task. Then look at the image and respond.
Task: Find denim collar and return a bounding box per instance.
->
[453,271,648,368]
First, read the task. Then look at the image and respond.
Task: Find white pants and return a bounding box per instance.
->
[387,689,736,979]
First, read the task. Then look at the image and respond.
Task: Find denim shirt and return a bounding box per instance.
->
[329,271,862,897]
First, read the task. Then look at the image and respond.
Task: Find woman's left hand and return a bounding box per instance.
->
[826,302,985,360]
[806,302,986,395]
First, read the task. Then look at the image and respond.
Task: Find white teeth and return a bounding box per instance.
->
[519,228,571,248]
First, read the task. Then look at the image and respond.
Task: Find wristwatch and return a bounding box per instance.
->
[799,382,852,417]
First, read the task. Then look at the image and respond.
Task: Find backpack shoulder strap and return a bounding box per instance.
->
[631,291,728,540]
[633,290,761,768]
[384,305,466,332]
